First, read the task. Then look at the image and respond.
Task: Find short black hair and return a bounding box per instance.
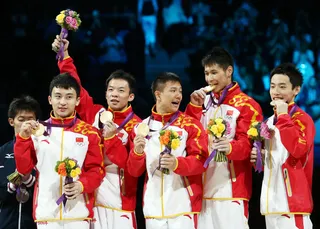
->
[270,63,303,89]
[8,95,41,119]
[105,70,136,94]
[202,46,234,72]
[49,73,80,97]
[151,72,181,97]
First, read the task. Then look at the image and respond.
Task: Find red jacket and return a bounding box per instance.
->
[14,114,105,221]
[261,103,315,214]
[58,57,141,212]
[127,108,208,218]
[185,83,263,200]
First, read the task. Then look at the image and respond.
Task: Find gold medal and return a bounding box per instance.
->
[100,111,113,124]
[32,123,45,137]
[204,85,215,93]
[137,123,149,137]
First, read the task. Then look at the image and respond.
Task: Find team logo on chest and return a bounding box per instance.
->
[76,137,85,146]
[225,110,234,120]
[5,153,14,159]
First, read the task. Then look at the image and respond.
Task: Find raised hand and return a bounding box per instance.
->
[52,35,69,56]
[19,120,39,138]
[190,88,207,106]
[133,135,146,155]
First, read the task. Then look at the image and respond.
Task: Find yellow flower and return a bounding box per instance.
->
[56,14,65,24]
[210,125,218,136]
[216,132,222,138]
[171,139,180,150]
[217,123,225,134]
[75,167,81,175]
[68,160,76,168]
[247,128,258,137]
[70,169,78,178]
[172,131,179,138]
[215,118,223,124]
[60,10,65,14]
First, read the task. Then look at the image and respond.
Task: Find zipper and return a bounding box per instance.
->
[120,168,126,196]
[283,168,292,197]
[229,160,236,182]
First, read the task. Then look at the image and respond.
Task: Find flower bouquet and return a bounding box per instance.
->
[204,118,231,168]
[247,121,271,172]
[55,9,82,60]
[55,157,81,206]
[7,171,30,203]
[157,129,181,175]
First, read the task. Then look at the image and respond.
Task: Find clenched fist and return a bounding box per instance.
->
[52,35,70,57]
[190,88,207,106]
[134,135,146,155]
[19,120,39,138]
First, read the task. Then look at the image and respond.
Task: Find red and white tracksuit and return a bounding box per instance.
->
[127,108,208,229]
[14,113,105,229]
[262,103,315,229]
[185,83,263,229]
[59,57,141,229]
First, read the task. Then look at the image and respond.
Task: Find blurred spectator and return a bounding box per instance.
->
[293,38,315,102]
[98,27,127,77]
[138,0,158,55]
[191,0,210,36]
[299,77,320,121]
[162,0,190,31]
[266,11,290,67]
[124,16,146,82]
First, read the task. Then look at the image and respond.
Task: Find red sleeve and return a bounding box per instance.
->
[78,131,105,193]
[276,112,315,159]
[126,129,146,177]
[104,116,142,169]
[174,117,208,176]
[226,100,263,161]
[14,135,37,175]
[58,57,104,125]
[104,135,128,169]
[185,102,203,121]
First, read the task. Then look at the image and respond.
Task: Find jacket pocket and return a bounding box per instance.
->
[283,168,292,197]
[183,177,193,197]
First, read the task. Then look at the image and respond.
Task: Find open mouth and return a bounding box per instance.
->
[272,97,284,100]
[171,101,180,106]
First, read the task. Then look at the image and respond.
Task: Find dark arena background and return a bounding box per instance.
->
[2,0,319,228]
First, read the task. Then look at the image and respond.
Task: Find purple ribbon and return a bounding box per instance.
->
[146,111,179,140]
[99,111,134,131]
[16,184,29,203]
[203,149,217,168]
[273,104,298,124]
[56,176,73,206]
[117,112,134,131]
[204,82,234,113]
[253,140,263,173]
[152,146,171,176]
[56,28,68,60]
[39,116,77,136]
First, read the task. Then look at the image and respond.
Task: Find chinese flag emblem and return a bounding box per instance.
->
[76,137,84,142]
[226,110,233,116]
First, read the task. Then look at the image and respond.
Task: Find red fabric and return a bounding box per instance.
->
[127,109,208,213]
[294,215,304,229]
[58,57,104,125]
[185,84,263,200]
[277,105,314,213]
